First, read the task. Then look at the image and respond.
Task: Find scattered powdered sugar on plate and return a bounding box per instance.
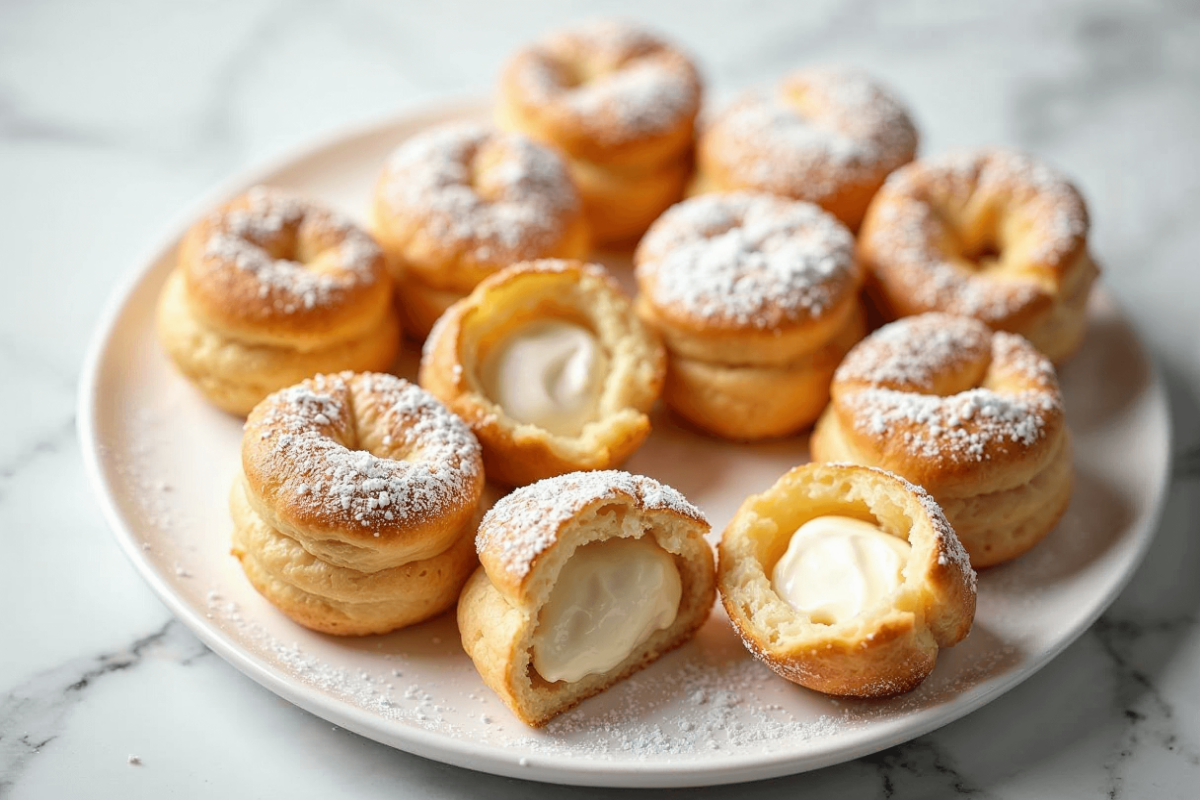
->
[635,193,857,328]
[380,123,579,264]
[477,470,706,580]
[245,372,482,533]
[197,185,382,314]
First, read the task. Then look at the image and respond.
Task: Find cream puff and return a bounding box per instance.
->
[232,371,485,635]
[458,470,716,726]
[634,192,866,440]
[370,123,590,338]
[719,463,976,697]
[419,259,666,486]
[157,186,400,415]
[497,19,702,243]
[857,148,1098,363]
[811,313,1071,567]
[691,68,918,232]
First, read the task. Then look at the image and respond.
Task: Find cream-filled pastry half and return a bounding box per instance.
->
[420,260,666,486]
[771,516,910,625]
[480,320,607,437]
[532,536,682,683]
[458,470,716,727]
[719,463,976,697]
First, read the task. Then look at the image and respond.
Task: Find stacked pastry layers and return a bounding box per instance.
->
[812,313,1071,567]
[635,192,866,440]
[232,372,485,635]
[498,20,702,243]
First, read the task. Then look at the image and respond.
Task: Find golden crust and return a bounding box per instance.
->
[810,313,1072,567]
[230,477,480,636]
[241,372,484,573]
[858,148,1097,363]
[497,19,701,168]
[718,463,976,697]
[370,123,590,336]
[156,270,401,416]
[693,69,918,231]
[459,470,715,726]
[419,259,666,486]
[159,187,400,414]
[497,20,701,243]
[662,301,866,440]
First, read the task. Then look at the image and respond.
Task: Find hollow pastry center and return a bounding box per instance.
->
[531,536,682,684]
[480,320,607,436]
[771,516,910,625]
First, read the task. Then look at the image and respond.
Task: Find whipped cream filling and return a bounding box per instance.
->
[532,536,681,684]
[771,515,910,624]
[481,319,607,437]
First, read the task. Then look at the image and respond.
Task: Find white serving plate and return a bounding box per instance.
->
[78,103,1170,788]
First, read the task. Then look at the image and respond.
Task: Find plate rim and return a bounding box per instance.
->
[76,101,1174,788]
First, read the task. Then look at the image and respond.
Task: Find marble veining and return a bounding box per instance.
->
[2,0,1199,797]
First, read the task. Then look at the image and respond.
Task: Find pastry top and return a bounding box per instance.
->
[476,469,706,601]
[635,192,861,363]
[697,69,918,204]
[859,148,1092,329]
[718,462,976,696]
[829,313,1065,497]
[179,186,391,347]
[498,19,701,166]
[241,372,484,569]
[372,123,588,292]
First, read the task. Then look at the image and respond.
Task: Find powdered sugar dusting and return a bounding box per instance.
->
[477,470,705,580]
[380,123,579,263]
[835,319,1062,463]
[635,193,857,328]
[835,313,992,390]
[514,19,700,144]
[198,186,382,313]
[701,68,917,200]
[861,149,1089,324]
[244,372,482,533]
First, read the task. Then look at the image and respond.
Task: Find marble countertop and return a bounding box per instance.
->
[3,1,1199,796]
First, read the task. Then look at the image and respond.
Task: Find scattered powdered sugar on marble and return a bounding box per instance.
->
[477,470,705,579]
[636,193,856,327]
[862,149,1089,322]
[705,68,916,198]
[382,123,578,263]
[247,372,481,531]
[515,20,699,143]
[835,313,992,390]
[200,186,381,313]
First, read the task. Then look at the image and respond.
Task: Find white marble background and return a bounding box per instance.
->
[2,0,1199,796]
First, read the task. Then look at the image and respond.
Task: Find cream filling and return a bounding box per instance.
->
[481,320,607,436]
[532,536,682,684]
[771,516,910,624]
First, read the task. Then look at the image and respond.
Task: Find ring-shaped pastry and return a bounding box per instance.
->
[420,259,666,486]
[158,186,400,414]
[241,372,485,574]
[811,313,1071,567]
[718,463,976,697]
[371,123,590,338]
[497,19,702,242]
[635,192,865,440]
[692,68,918,231]
[458,470,716,726]
[857,148,1098,363]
